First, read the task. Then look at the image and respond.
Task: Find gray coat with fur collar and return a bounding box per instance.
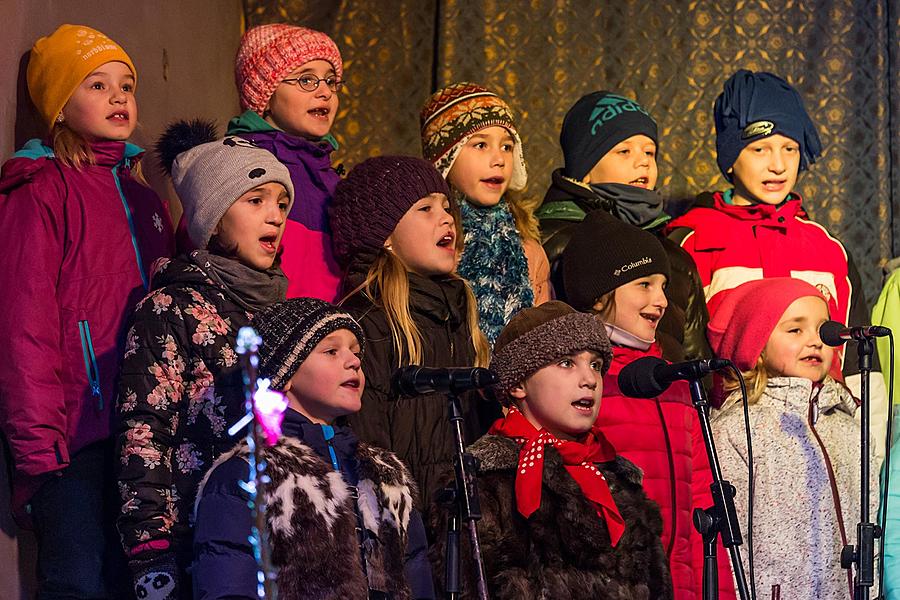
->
[429,434,673,599]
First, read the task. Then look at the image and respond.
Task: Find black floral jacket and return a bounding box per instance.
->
[115,254,251,561]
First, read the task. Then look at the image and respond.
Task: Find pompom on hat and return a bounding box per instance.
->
[714,69,823,181]
[490,301,612,403]
[27,24,137,131]
[235,23,343,115]
[707,277,827,372]
[254,298,365,391]
[420,82,527,191]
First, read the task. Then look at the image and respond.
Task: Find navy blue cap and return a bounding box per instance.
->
[714,70,823,181]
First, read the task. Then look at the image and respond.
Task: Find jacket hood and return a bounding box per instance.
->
[226,109,339,151]
[149,253,219,291]
[0,138,143,194]
[688,190,809,222]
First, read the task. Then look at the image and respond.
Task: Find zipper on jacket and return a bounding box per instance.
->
[321,425,341,472]
[807,396,853,597]
[112,165,149,290]
[653,397,678,558]
[78,320,104,411]
[322,425,374,584]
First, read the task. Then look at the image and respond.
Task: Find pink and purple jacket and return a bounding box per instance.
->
[0,140,173,523]
[227,110,343,301]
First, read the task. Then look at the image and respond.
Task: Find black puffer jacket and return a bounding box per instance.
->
[340,261,499,512]
[428,434,674,599]
[537,169,711,362]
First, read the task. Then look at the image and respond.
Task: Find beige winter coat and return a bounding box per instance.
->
[522,237,551,304]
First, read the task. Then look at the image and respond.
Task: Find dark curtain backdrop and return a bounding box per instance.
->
[244,0,900,304]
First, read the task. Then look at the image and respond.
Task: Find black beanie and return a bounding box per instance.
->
[253,298,366,391]
[562,210,670,312]
[560,91,658,181]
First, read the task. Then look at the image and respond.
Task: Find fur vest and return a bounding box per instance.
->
[429,434,674,599]
[206,435,417,599]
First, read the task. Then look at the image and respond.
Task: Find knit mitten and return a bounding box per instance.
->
[131,552,178,600]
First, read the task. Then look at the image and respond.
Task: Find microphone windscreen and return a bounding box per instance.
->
[472,368,499,388]
[617,356,667,399]
[818,320,846,347]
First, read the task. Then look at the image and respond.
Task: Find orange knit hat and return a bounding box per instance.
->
[27,24,137,132]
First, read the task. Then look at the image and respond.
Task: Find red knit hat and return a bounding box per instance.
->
[707,278,827,371]
[235,23,343,115]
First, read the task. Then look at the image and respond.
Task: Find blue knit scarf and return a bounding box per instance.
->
[457,197,535,345]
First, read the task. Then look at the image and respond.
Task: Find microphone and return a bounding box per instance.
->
[818,320,891,347]
[393,366,498,396]
[618,356,731,399]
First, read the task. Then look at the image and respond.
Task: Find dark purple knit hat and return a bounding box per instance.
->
[330,155,451,268]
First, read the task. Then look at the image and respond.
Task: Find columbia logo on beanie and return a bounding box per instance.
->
[613,257,653,277]
[562,211,670,312]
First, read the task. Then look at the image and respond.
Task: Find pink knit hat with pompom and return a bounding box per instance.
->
[707,278,827,371]
[235,23,343,115]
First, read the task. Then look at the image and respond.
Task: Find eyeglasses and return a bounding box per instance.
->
[280,74,343,92]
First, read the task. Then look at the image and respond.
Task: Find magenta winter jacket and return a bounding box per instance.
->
[0,140,173,523]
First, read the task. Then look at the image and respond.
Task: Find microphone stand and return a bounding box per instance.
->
[689,377,752,600]
[840,337,879,599]
[441,391,490,600]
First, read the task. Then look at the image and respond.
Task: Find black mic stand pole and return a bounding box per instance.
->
[840,337,879,599]
[689,377,753,600]
[442,391,489,600]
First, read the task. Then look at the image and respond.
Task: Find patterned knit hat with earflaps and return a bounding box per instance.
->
[420,82,527,191]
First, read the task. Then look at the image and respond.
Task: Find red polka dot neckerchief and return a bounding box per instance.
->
[488,407,625,546]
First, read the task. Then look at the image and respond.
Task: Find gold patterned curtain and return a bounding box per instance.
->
[244,0,900,303]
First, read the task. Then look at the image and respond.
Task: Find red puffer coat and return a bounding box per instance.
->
[600,342,735,600]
